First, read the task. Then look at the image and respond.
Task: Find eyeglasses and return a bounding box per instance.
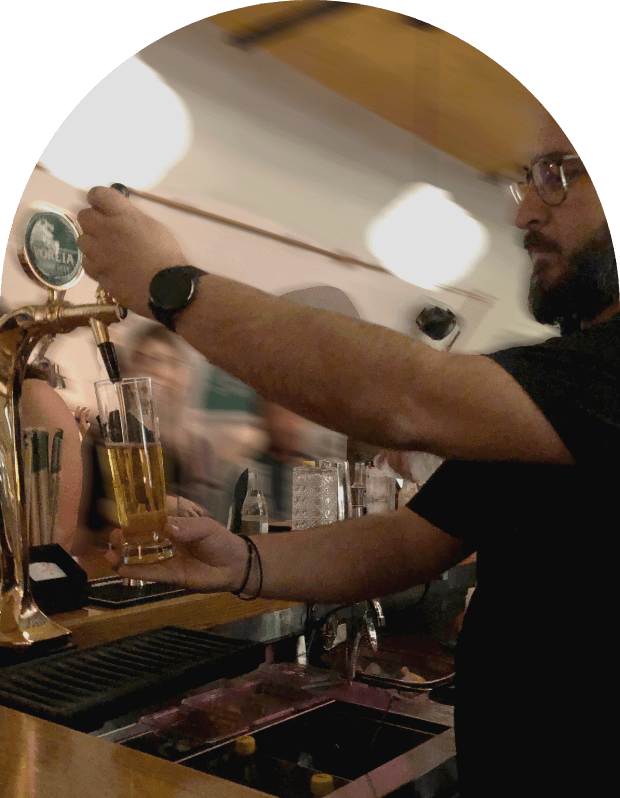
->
[510,154,585,206]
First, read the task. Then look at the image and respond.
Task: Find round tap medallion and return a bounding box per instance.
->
[22,211,83,290]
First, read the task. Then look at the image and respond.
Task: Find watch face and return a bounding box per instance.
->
[152,269,193,311]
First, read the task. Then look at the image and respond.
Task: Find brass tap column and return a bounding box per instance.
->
[0,205,123,649]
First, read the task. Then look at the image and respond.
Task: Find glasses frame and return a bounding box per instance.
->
[510,154,583,207]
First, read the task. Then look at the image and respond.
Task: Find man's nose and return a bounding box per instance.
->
[515,187,553,230]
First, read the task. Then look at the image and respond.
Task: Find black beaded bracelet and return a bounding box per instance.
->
[231,535,253,597]
[237,535,264,602]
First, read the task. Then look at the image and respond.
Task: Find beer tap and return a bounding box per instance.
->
[0,199,124,651]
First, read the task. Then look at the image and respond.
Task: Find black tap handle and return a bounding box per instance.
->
[98,341,121,383]
[110,183,130,197]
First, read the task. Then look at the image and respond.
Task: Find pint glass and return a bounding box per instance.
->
[95,377,173,564]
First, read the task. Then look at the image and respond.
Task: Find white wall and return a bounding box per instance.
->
[1,17,558,412]
[137,20,554,351]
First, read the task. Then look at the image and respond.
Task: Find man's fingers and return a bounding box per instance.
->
[86,186,132,216]
[76,207,101,234]
[164,520,210,543]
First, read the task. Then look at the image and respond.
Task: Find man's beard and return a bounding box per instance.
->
[528,225,618,336]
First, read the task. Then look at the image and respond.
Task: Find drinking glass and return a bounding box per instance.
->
[365,470,396,515]
[291,462,339,530]
[95,377,172,565]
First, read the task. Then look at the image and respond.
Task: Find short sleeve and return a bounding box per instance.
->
[407,317,620,543]
[486,320,620,467]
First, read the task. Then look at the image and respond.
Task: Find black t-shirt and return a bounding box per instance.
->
[407,314,620,795]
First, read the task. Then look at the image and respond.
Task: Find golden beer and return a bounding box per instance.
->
[107,441,172,564]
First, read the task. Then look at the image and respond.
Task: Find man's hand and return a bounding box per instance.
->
[77,187,188,318]
[375,450,444,484]
[106,517,249,592]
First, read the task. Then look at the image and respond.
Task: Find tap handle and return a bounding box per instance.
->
[98,341,122,383]
[110,183,130,197]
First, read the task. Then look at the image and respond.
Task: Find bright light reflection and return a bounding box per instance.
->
[366,183,489,288]
[40,57,192,190]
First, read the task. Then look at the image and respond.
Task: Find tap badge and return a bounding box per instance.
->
[21,211,83,290]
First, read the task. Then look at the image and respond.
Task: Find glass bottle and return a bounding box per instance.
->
[241,471,269,535]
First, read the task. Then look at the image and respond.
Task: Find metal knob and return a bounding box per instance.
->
[110,183,130,197]
[371,598,386,627]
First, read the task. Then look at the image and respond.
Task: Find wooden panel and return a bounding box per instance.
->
[208,3,539,176]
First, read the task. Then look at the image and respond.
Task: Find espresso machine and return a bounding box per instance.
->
[0,200,125,652]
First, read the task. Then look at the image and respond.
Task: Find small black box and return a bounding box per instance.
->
[29,544,88,615]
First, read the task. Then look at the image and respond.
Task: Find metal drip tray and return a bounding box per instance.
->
[0,627,264,731]
[183,701,451,797]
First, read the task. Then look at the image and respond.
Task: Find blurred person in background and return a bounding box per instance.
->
[255,400,319,523]
[126,324,206,516]
[126,325,192,500]
[229,287,357,530]
[229,399,328,533]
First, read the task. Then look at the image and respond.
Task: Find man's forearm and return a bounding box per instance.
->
[238,508,471,604]
[176,274,434,451]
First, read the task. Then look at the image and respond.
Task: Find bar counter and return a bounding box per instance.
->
[0,546,298,798]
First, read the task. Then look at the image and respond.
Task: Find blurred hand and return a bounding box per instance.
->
[166,495,208,518]
[374,450,443,484]
[74,406,91,437]
[374,450,413,480]
[106,517,249,592]
[77,187,188,318]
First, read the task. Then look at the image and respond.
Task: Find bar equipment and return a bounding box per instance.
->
[0,200,124,650]
[241,471,269,535]
[318,459,352,522]
[291,461,339,531]
[365,463,397,515]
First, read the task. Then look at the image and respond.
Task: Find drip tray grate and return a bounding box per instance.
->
[0,627,264,731]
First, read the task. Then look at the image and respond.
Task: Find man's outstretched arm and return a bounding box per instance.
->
[107,507,474,604]
[78,187,573,466]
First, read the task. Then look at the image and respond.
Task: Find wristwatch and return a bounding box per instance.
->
[148,266,207,331]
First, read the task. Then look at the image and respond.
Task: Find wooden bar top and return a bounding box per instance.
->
[0,704,271,798]
[0,546,298,798]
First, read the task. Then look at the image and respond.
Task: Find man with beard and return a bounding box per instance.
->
[78,111,617,795]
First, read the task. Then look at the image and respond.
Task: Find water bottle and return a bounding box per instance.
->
[241,470,269,535]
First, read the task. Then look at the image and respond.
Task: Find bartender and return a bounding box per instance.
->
[77,110,618,796]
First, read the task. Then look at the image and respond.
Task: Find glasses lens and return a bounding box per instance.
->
[533,160,565,205]
[510,161,564,205]
[510,181,528,204]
